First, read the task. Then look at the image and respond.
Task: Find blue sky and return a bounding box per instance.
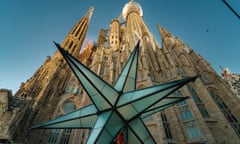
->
[0,0,239,94]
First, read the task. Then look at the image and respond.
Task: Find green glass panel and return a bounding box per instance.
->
[141,105,172,119]
[80,115,97,128]
[117,104,138,120]
[44,119,80,128]
[79,105,97,116]
[94,111,111,128]
[129,119,149,141]
[95,129,113,144]
[69,56,117,106]
[101,85,118,104]
[92,94,111,110]
[130,119,155,144]
[123,77,135,92]
[132,87,176,112]
[71,65,97,96]
[41,110,81,126]
[105,112,124,136]
[117,83,175,107]
[32,105,98,129]
[114,43,139,92]
[87,127,102,144]
[114,62,132,91]
[71,57,101,88]
[147,97,182,110]
[73,74,110,110]
[86,112,111,144]
[128,56,137,78]
[128,128,142,144]
[117,92,134,105]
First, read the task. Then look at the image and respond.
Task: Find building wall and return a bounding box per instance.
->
[0,89,29,143]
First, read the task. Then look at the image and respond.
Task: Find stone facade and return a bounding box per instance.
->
[221,67,240,98]
[10,0,240,144]
[0,89,28,143]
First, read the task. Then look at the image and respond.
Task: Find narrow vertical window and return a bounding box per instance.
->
[187,85,210,118]
[100,65,105,75]
[209,90,240,137]
[161,112,173,139]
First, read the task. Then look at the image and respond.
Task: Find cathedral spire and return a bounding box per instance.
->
[60,6,94,57]
[85,6,94,20]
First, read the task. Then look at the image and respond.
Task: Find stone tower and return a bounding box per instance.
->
[12,0,240,144]
[12,7,94,144]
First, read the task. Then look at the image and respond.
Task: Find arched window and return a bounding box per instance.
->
[63,102,75,113]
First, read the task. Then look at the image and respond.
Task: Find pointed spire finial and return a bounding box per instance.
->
[85,6,94,19]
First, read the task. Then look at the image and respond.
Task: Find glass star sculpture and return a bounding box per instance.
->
[31,41,197,144]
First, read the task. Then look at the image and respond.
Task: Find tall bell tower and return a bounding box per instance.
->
[13,7,94,144]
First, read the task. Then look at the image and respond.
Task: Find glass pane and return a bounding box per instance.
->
[96,129,113,143]
[131,84,178,102]
[195,127,202,137]
[117,92,134,106]
[128,128,142,144]
[129,119,149,141]
[150,98,180,109]
[106,112,124,136]
[80,115,97,128]
[45,119,80,128]
[102,85,118,105]
[133,88,175,112]
[87,127,102,144]
[114,75,127,91]
[118,104,138,120]
[94,111,111,128]
[45,110,81,125]
[123,78,135,92]
[192,127,198,138]
[92,94,110,110]
[79,77,97,96]
[142,104,174,118]
[186,128,192,139]
[115,62,131,91]
[80,105,97,116]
